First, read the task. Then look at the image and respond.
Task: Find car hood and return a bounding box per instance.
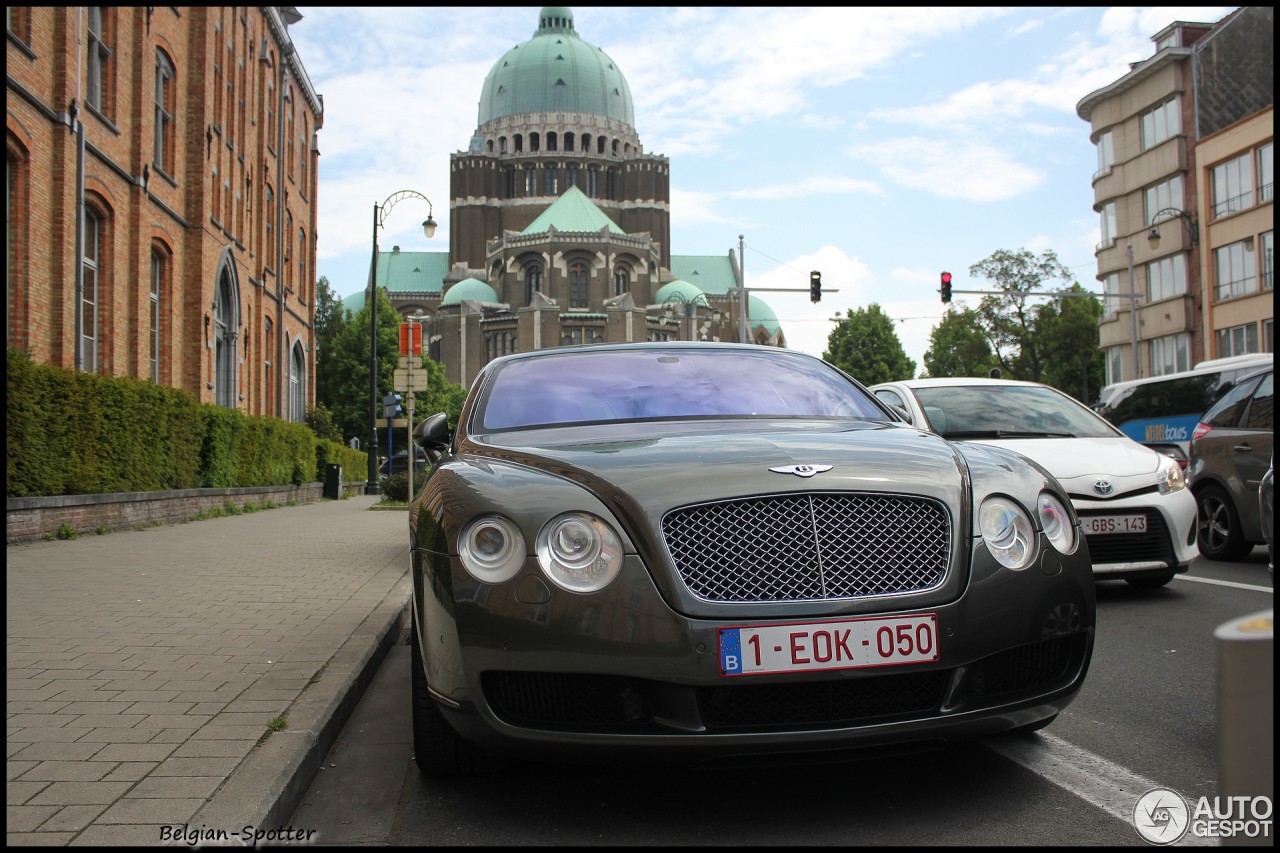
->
[468,419,968,510]
[961,436,1159,480]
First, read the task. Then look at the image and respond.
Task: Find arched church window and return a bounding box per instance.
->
[524,263,543,304]
[569,262,588,308]
[289,339,305,422]
[214,264,239,408]
[613,265,630,297]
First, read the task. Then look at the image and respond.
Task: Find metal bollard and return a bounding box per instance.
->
[1216,608,1273,847]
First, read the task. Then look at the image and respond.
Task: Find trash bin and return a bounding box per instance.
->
[323,463,342,500]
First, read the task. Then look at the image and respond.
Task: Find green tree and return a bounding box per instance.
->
[321,288,469,447]
[313,275,346,410]
[823,303,916,385]
[922,307,997,378]
[1033,282,1106,404]
[325,287,403,446]
[304,402,343,443]
[968,248,1080,382]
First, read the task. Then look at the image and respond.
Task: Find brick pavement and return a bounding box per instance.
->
[6,495,411,846]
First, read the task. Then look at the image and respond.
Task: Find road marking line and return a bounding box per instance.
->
[984,732,1216,846]
[1176,575,1273,593]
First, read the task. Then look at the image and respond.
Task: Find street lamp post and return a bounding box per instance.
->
[655,291,714,341]
[1147,207,1199,250]
[1126,243,1140,381]
[368,190,436,495]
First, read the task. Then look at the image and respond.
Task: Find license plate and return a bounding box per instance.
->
[718,614,939,677]
[1083,514,1148,535]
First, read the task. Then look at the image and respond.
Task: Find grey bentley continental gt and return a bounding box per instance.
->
[407,342,1096,776]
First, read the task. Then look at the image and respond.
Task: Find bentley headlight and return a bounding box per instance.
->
[458,515,526,584]
[1036,492,1076,554]
[979,496,1035,570]
[536,512,623,593]
[1157,459,1187,495]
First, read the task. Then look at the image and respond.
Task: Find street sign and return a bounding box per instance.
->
[399,322,422,356]
[393,368,429,392]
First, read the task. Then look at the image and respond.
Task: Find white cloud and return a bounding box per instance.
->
[850,137,1044,201]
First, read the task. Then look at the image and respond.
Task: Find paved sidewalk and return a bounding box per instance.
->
[6,495,411,846]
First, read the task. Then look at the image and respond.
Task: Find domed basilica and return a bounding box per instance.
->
[345,6,785,386]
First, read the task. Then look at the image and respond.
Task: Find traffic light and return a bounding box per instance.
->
[940,271,953,303]
[382,392,403,419]
[809,270,822,303]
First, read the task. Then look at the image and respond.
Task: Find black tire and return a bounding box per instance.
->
[1126,573,1174,589]
[409,619,487,778]
[1196,484,1253,561]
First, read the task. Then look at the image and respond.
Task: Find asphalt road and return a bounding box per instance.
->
[290,549,1272,846]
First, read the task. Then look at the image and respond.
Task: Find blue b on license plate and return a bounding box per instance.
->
[718,614,939,676]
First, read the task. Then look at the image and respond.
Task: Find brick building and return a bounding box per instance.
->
[6,6,323,420]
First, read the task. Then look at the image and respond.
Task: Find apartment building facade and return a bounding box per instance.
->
[1077,8,1273,384]
[6,6,323,419]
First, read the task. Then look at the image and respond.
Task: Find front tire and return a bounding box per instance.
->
[410,618,488,778]
[1196,484,1252,561]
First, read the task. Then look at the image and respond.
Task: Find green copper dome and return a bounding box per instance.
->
[442,278,499,306]
[477,7,635,126]
[652,280,708,306]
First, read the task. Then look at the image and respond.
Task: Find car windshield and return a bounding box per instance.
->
[912,384,1119,439]
[475,348,889,430]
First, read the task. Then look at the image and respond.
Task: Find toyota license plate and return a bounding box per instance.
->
[718,614,939,677]
[1083,514,1148,535]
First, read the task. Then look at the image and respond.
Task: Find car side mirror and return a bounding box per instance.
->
[888,404,912,424]
[414,412,452,462]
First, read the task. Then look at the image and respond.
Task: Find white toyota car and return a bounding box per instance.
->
[869,377,1198,588]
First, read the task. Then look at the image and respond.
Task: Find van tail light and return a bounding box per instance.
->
[1191,422,1212,441]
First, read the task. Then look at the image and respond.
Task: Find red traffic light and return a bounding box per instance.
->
[941,272,952,285]
[940,271,953,304]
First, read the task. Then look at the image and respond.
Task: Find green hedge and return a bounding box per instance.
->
[6,347,367,497]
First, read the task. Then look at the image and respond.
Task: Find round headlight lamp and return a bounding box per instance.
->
[1036,492,1076,554]
[979,497,1035,570]
[458,515,526,584]
[536,512,623,593]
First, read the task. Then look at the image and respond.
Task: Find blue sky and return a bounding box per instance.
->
[290,5,1234,371]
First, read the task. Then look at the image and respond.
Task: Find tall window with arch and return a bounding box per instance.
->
[86,8,112,115]
[81,207,103,371]
[154,49,175,176]
[264,184,275,269]
[524,262,543,304]
[612,265,630,297]
[299,229,307,302]
[300,117,310,197]
[289,340,305,422]
[150,248,166,382]
[214,267,238,408]
[264,316,274,417]
[284,210,293,291]
[569,261,588,308]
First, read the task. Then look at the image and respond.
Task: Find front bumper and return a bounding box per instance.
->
[1071,488,1198,578]
[413,536,1096,761]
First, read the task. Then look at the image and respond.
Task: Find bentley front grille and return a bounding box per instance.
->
[662,493,951,602]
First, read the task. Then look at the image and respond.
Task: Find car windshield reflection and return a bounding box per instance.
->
[476,348,889,430]
[912,385,1117,439]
